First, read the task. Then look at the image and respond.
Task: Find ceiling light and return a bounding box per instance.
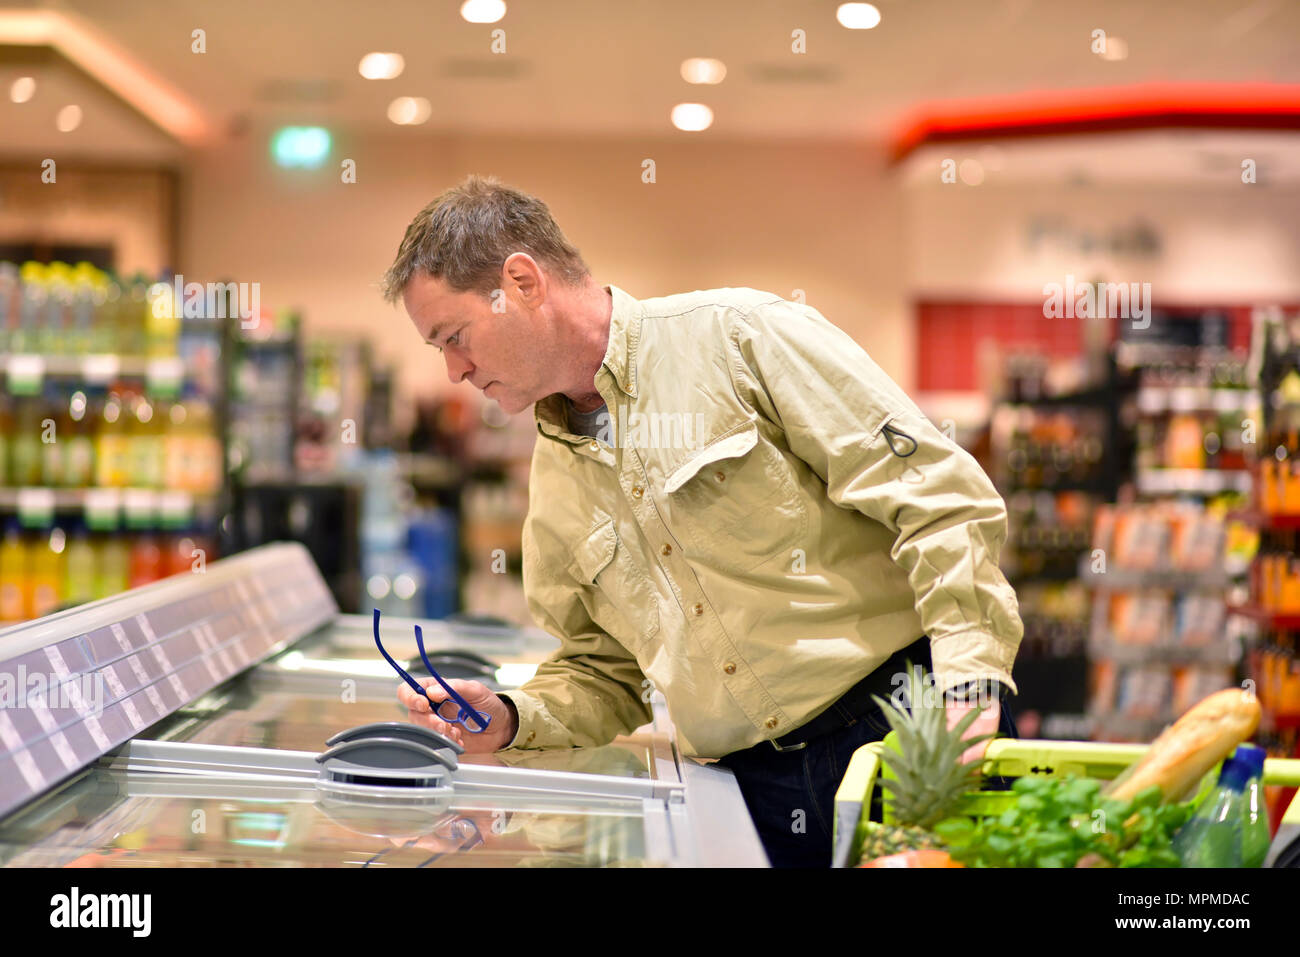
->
[388,96,431,125]
[671,103,713,132]
[837,3,882,29]
[55,104,81,132]
[958,158,985,186]
[681,58,726,85]
[9,76,35,103]
[461,0,506,24]
[359,52,405,80]
[1100,37,1129,61]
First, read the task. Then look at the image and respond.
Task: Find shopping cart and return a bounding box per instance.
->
[832,736,1300,868]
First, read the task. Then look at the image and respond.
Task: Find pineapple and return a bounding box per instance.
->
[857,661,995,865]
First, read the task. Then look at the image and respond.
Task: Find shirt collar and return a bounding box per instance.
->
[534,283,641,441]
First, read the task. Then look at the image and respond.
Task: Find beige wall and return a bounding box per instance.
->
[178,126,911,432]
[0,164,175,276]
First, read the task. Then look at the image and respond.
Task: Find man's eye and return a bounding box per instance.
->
[447,333,461,347]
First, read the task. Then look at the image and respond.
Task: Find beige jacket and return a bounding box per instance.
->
[498,285,1022,760]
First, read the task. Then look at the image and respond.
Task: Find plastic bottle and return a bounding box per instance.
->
[16,261,46,355]
[94,387,129,488]
[62,519,97,608]
[0,260,17,353]
[8,390,43,487]
[90,512,130,601]
[29,523,63,619]
[1173,744,1271,868]
[0,390,10,486]
[127,391,163,488]
[39,381,66,488]
[0,520,27,623]
[63,389,96,488]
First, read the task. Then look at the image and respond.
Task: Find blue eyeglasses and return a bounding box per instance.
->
[373,608,492,733]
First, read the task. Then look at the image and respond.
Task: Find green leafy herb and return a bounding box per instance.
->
[937,775,1194,868]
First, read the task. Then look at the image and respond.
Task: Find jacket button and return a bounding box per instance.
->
[765,717,778,729]
[714,470,726,482]
[723,662,736,675]
[632,486,644,498]
[692,602,703,616]
[661,544,672,556]
[589,441,599,451]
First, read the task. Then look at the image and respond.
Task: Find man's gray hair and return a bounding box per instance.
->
[380,174,590,304]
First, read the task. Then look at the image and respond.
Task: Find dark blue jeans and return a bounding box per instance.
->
[716,677,1019,868]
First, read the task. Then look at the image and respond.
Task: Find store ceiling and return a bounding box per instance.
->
[0,0,1297,177]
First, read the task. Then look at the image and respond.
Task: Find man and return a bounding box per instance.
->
[381,175,1023,867]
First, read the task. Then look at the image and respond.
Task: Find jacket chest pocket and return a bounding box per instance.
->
[661,420,808,574]
[569,512,660,653]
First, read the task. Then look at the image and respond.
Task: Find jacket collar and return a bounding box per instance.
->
[534,284,641,441]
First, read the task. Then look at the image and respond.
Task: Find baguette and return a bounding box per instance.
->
[1104,688,1261,804]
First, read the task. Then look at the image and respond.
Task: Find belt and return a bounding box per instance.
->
[768,634,932,752]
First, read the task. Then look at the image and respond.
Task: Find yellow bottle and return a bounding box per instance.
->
[29,525,63,619]
[0,521,27,623]
[94,389,130,487]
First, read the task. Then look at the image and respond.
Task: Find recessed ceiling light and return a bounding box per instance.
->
[837,3,882,29]
[1100,36,1129,61]
[461,0,506,24]
[56,104,82,132]
[10,76,35,104]
[359,52,405,80]
[671,103,713,132]
[388,96,432,125]
[681,58,726,85]
[958,158,985,186]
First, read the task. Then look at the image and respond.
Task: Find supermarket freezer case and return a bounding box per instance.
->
[0,543,766,867]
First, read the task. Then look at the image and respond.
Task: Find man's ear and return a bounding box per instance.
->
[502,252,546,309]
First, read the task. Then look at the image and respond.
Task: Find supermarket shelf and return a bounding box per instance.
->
[1088,634,1242,667]
[2,353,188,384]
[0,487,218,509]
[1136,468,1252,496]
[1135,386,1254,415]
[1002,478,1116,495]
[1227,509,1300,530]
[1001,385,1113,408]
[1227,604,1300,629]
[1077,560,1238,591]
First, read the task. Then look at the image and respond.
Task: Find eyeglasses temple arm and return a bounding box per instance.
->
[415,624,490,731]
[373,608,438,707]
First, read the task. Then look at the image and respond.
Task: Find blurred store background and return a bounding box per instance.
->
[1,0,1298,810]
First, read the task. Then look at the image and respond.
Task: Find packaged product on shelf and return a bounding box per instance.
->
[94,388,130,488]
[1171,666,1236,716]
[8,391,42,487]
[1106,591,1169,646]
[62,520,97,609]
[0,520,27,623]
[28,524,62,619]
[1116,665,1173,721]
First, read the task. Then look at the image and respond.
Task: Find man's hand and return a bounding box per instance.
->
[396,677,518,753]
[945,696,1001,767]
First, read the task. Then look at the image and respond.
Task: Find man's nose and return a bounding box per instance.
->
[443,349,473,384]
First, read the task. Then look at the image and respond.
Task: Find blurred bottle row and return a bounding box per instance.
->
[0,261,187,358]
[0,385,221,492]
[0,520,216,625]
